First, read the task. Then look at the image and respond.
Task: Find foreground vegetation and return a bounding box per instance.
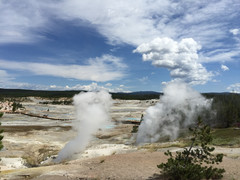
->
[141,127,240,152]
[211,128,240,147]
[158,118,225,180]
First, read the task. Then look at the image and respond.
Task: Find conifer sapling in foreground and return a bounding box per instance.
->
[158,117,225,180]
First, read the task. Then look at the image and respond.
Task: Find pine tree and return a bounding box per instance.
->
[158,117,225,180]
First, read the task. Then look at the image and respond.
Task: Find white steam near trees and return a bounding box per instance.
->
[136,82,212,144]
[55,37,215,158]
[135,37,213,144]
[134,37,213,85]
[55,91,113,162]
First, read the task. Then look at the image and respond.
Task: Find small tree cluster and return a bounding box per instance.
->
[12,102,23,112]
[0,112,4,151]
[204,93,240,127]
[158,117,225,180]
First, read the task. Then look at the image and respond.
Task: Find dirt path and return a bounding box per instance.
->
[1,150,240,180]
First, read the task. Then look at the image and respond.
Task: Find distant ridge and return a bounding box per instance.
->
[0,88,237,100]
[124,91,161,95]
[0,88,84,98]
[0,88,161,100]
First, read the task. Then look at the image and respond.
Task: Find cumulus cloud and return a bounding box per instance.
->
[221,64,229,71]
[68,83,106,92]
[64,83,130,93]
[230,29,240,35]
[134,37,213,85]
[0,54,127,82]
[227,83,240,93]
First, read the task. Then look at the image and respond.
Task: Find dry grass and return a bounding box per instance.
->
[139,141,188,152]
[1,125,71,132]
[211,128,240,147]
[22,145,58,167]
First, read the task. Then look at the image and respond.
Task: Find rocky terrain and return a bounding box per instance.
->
[0,98,240,179]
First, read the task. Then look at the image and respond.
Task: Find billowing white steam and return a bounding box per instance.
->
[136,82,212,144]
[55,91,113,162]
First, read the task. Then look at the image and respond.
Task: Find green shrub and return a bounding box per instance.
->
[158,117,225,180]
[131,125,139,133]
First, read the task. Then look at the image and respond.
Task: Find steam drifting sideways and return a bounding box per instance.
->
[55,91,113,162]
[136,82,212,144]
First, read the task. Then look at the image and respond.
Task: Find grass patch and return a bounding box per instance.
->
[211,128,240,147]
[2,125,71,132]
[139,128,240,150]
[139,141,189,152]
[22,146,58,167]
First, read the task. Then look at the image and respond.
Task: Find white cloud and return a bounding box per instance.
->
[0,54,127,82]
[0,79,48,90]
[134,37,213,85]
[200,50,239,63]
[0,1,47,44]
[0,70,13,83]
[221,64,229,71]
[0,68,130,92]
[54,1,239,48]
[0,78,131,92]
[227,83,240,93]
[105,83,112,87]
[48,82,130,92]
[0,0,239,64]
[50,85,57,88]
[72,82,112,92]
[230,29,240,35]
[53,0,240,62]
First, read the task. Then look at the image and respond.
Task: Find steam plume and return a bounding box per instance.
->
[136,82,212,144]
[55,91,113,162]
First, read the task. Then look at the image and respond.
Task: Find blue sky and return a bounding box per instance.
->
[0,0,240,93]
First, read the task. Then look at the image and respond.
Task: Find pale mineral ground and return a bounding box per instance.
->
[0,98,240,180]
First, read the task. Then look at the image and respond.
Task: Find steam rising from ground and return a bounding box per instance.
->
[55,91,112,162]
[136,82,212,144]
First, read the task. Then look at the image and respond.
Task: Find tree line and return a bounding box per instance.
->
[203,93,240,128]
